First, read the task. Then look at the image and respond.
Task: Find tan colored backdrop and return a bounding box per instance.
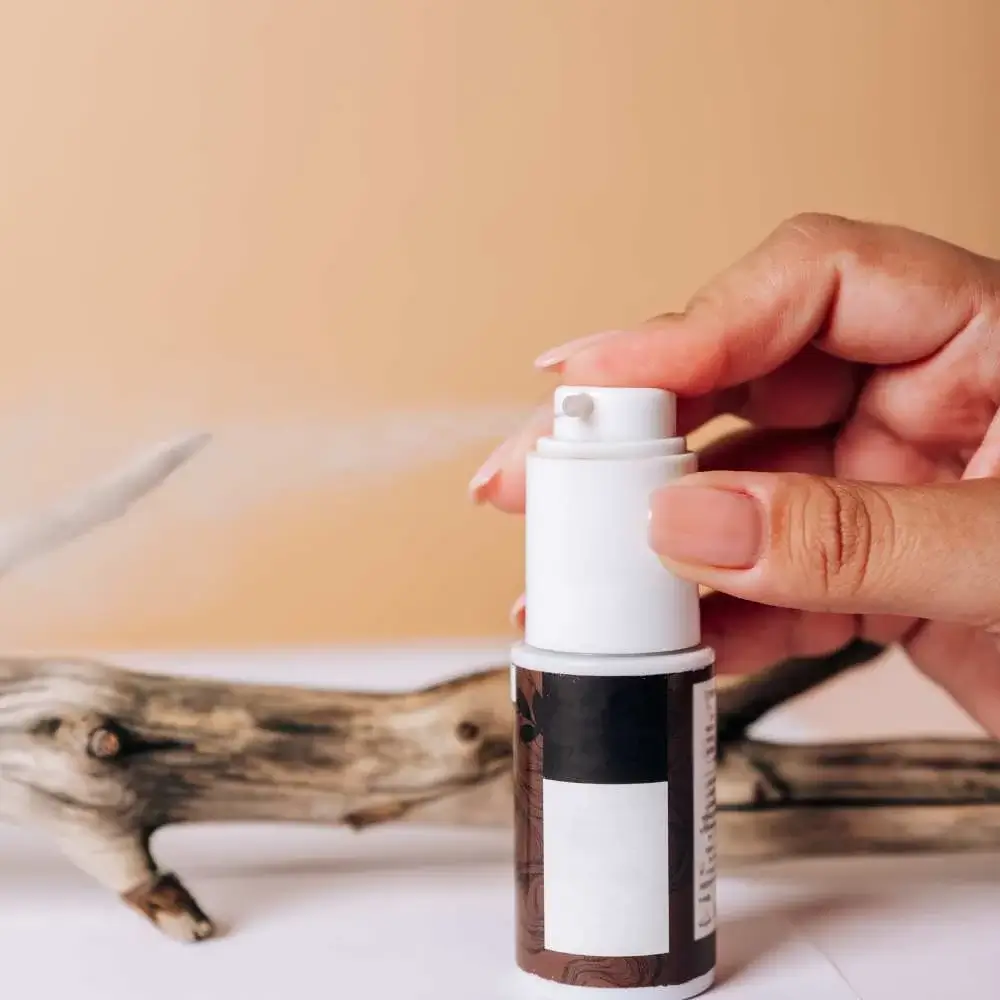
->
[0,1,996,651]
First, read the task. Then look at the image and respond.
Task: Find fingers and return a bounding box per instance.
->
[832,409,962,485]
[475,214,997,512]
[701,591,918,673]
[904,620,1000,737]
[739,345,859,429]
[506,426,836,630]
[698,425,835,477]
[468,404,552,509]
[965,406,1000,479]
[544,214,999,391]
[649,471,1000,625]
[700,594,855,674]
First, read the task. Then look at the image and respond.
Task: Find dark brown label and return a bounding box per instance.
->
[514,665,716,989]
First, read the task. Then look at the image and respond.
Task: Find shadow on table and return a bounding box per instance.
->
[715,895,864,988]
[715,852,1000,988]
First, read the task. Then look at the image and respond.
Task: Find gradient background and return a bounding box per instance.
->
[0,1,997,652]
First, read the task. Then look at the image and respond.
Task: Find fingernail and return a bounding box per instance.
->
[534,330,623,369]
[509,594,526,628]
[650,486,763,569]
[468,439,510,502]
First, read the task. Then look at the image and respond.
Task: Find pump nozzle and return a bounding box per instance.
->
[552,386,676,444]
[560,392,596,420]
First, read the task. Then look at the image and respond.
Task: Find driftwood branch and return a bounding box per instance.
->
[2,638,999,943]
[715,638,882,745]
[0,657,511,940]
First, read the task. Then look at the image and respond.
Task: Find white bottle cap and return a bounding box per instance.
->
[524,386,700,656]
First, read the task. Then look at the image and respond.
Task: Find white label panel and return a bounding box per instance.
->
[542,779,670,957]
[692,677,717,940]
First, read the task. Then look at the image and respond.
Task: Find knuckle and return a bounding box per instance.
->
[781,478,880,600]
[776,212,850,247]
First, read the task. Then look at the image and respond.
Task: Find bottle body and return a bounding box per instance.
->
[513,386,718,996]
[512,645,717,998]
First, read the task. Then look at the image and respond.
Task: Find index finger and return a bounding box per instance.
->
[475,214,999,513]
[550,213,999,392]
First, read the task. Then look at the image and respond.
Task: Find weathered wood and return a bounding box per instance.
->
[715,638,883,746]
[410,734,1000,863]
[0,657,511,940]
[3,638,1000,942]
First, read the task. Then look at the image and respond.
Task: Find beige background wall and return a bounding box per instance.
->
[0,1,996,652]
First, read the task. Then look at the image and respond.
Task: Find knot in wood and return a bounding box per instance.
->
[456,720,481,742]
[87,725,122,759]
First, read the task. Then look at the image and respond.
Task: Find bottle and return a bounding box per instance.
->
[513,385,717,998]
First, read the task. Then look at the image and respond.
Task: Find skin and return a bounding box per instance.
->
[471,213,1000,737]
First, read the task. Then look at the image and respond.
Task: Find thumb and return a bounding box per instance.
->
[649,470,1000,625]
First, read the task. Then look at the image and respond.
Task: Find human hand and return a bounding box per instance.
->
[471,214,1000,735]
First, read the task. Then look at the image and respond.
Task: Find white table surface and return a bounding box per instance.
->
[1,640,997,999]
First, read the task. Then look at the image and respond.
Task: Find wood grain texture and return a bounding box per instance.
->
[0,657,511,940]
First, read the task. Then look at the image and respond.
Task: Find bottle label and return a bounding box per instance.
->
[692,677,717,940]
[513,660,716,989]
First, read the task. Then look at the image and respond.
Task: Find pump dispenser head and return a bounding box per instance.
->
[554,386,676,442]
[524,386,700,656]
